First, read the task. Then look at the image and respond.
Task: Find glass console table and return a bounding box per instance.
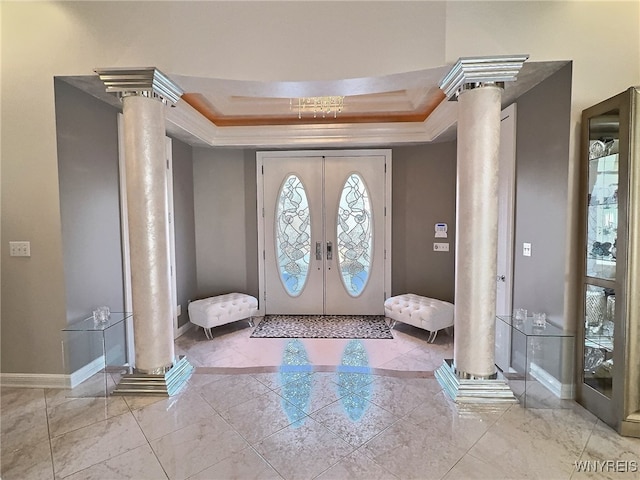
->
[496,315,575,408]
[62,312,132,397]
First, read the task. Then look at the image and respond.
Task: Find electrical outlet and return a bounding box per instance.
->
[434,242,449,252]
[9,241,31,257]
[523,242,532,257]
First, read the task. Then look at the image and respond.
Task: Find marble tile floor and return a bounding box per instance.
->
[2,321,639,480]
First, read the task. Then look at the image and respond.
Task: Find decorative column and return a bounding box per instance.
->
[95,67,193,395]
[435,56,528,403]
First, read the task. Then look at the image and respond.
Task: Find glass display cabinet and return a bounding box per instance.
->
[578,87,640,437]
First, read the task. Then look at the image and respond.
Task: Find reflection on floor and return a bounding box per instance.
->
[2,320,639,480]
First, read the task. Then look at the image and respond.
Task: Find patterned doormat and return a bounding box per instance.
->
[250,315,393,339]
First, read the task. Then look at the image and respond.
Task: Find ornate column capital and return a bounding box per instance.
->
[439,55,529,100]
[94,67,183,105]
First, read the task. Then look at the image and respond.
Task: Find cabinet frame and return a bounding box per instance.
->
[577,87,640,438]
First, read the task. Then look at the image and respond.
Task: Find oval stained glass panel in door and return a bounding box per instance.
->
[275,174,311,297]
[337,173,373,297]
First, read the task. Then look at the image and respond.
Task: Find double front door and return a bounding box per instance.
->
[258,151,391,315]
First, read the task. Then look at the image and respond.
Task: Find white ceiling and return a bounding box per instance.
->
[61,60,569,148]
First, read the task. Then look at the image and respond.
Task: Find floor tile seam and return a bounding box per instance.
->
[127,399,180,459]
[355,414,407,456]
[145,436,172,480]
[243,443,288,480]
[323,387,401,420]
[453,450,523,480]
[239,408,311,449]
[45,398,131,439]
[53,444,169,480]
[571,418,599,468]
[437,408,507,477]
[467,415,592,478]
[334,447,404,480]
[47,408,134,443]
[357,384,440,418]
[518,406,600,450]
[273,385,322,415]
[307,404,402,451]
[199,394,263,419]
[143,415,251,479]
[42,387,57,480]
[308,447,372,480]
[175,442,255,480]
[49,411,149,479]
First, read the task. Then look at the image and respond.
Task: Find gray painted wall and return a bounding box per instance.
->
[56,79,124,322]
[192,144,458,304]
[513,63,573,328]
[392,143,457,302]
[510,64,573,383]
[55,82,199,370]
[55,79,125,371]
[171,139,198,328]
[193,148,257,299]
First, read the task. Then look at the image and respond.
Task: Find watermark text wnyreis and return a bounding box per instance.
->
[574,460,638,473]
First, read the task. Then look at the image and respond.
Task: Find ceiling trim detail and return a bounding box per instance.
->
[439,55,529,100]
[71,59,567,148]
[94,67,183,105]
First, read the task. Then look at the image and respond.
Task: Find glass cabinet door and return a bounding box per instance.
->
[586,111,619,281]
[579,104,621,427]
[582,109,619,402]
[578,87,640,438]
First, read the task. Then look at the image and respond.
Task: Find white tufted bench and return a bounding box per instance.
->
[384,294,454,343]
[188,293,258,339]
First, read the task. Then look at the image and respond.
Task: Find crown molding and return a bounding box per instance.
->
[94,67,183,105]
[439,55,529,100]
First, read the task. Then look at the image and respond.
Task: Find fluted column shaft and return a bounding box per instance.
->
[453,85,502,379]
[122,94,175,373]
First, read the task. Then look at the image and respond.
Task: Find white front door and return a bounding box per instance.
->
[259,150,390,315]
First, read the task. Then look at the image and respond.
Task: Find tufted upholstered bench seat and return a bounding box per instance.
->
[384,293,454,343]
[188,293,258,339]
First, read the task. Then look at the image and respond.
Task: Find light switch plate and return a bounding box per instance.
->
[9,241,31,257]
[434,242,449,252]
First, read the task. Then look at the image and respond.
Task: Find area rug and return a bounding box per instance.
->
[250,315,393,339]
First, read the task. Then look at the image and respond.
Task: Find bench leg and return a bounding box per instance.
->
[203,327,213,340]
[248,317,255,327]
[427,330,438,343]
[388,319,397,329]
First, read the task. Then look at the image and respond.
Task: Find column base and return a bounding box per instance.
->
[112,355,194,396]
[435,359,518,404]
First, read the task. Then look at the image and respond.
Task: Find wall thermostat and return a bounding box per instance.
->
[435,223,448,238]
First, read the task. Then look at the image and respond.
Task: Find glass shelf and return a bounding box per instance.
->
[63,312,132,332]
[496,315,575,408]
[62,312,132,397]
[497,315,571,338]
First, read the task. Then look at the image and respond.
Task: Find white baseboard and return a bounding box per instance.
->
[1,355,105,390]
[69,356,106,388]
[175,321,194,339]
[0,372,69,389]
[529,362,574,399]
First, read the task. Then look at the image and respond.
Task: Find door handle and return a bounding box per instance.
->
[326,241,333,261]
[316,241,322,260]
